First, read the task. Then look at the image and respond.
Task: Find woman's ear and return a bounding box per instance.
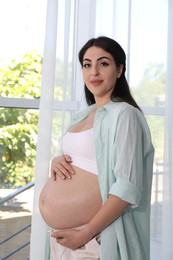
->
[117,64,124,78]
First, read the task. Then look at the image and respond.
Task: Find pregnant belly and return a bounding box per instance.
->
[39,166,102,229]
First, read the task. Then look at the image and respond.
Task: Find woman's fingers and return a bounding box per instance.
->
[64,154,73,163]
[55,162,74,179]
[51,155,75,180]
[51,170,57,181]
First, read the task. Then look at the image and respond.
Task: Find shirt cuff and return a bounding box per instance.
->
[109,178,142,208]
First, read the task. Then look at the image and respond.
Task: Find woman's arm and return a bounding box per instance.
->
[51,194,129,250]
[86,194,129,238]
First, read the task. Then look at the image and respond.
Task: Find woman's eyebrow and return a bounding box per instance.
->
[83,58,91,62]
[97,56,111,61]
[83,56,111,62]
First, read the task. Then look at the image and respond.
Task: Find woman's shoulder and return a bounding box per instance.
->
[108,101,149,128]
[108,101,140,116]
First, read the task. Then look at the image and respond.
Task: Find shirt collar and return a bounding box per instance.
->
[73,101,117,122]
[97,101,115,112]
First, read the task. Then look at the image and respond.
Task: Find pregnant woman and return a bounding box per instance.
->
[39,36,154,260]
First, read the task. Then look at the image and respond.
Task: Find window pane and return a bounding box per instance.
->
[0,0,46,98]
[146,115,164,244]
[0,52,42,99]
[0,108,38,187]
[130,0,168,107]
[0,188,33,259]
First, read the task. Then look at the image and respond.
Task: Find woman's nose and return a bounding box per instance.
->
[91,65,99,76]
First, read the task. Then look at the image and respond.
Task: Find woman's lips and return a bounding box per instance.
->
[90,80,103,86]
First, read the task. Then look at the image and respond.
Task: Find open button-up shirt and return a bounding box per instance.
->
[70,101,154,260]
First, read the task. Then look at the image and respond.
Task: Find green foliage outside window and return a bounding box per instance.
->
[0,52,42,187]
[0,51,42,98]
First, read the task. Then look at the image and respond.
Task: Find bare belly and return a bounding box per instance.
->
[39,166,102,229]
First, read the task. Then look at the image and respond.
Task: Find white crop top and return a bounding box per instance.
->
[62,128,98,175]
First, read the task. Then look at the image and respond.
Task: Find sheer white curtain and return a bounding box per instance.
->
[30,0,58,259]
[162,0,173,259]
[30,0,173,259]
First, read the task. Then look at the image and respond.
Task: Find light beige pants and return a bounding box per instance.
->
[50,234,100,260]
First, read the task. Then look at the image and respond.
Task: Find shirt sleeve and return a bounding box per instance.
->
[109,107,144,208]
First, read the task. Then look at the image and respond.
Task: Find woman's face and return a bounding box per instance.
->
[82,46,122,105]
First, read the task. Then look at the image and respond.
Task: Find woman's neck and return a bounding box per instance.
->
[95,98,111,110]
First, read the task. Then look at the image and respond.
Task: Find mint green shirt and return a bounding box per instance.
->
[70,101,154,260]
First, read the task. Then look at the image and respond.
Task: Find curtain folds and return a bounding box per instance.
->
[30,0,58,259]
[162,0,173,259]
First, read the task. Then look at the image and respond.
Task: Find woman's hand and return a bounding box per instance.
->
[51,155,75,180]
[51,227,92,250]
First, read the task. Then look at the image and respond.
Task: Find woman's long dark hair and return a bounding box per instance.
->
[78,36,141,111]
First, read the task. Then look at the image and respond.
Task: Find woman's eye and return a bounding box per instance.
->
[83,63,91,68]
[100,62,109,67]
